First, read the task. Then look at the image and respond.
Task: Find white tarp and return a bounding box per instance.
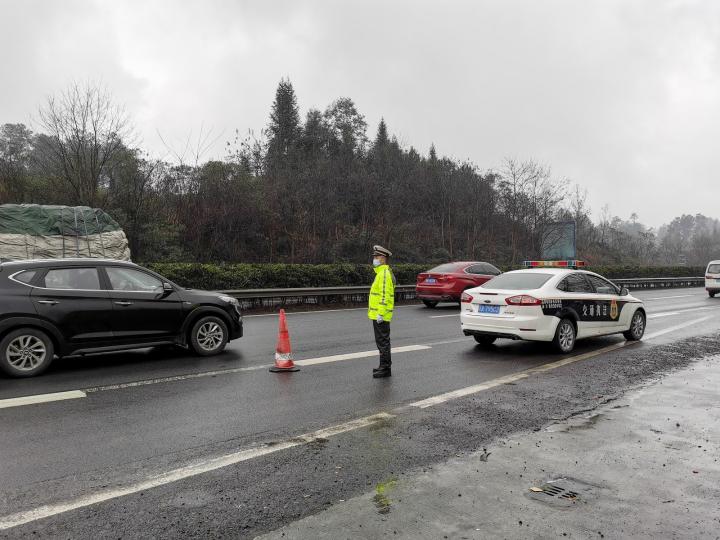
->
[0,231,131,261]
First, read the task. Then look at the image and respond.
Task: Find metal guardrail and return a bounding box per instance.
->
[222,285,417,309]
[221,278,705,308]
[613,277,704,289]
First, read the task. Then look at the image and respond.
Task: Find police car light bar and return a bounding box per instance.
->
[523,260,586,269]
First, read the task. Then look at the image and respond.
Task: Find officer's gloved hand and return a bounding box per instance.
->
[376,315,384,323]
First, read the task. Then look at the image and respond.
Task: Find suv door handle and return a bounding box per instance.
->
[114,301,134,306]
[37,300,58,305]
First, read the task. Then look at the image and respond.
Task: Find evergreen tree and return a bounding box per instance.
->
[266,78,300,166]
[374,118,389,149]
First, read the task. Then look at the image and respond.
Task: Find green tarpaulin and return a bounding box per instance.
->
[0,204,131,261]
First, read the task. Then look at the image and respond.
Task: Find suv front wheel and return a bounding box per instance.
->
[189,316,229,356]
[0,328,55,377]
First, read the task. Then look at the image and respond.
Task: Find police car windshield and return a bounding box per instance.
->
[481,272,552,290]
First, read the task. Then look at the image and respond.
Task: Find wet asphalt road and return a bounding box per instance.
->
[0,287,718,538]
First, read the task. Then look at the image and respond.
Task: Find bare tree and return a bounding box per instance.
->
[498,158,566,262]
[36,83,132,207]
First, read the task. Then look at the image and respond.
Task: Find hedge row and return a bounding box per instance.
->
[145,262,706,291]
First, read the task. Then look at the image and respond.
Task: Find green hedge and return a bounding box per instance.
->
[581,265,705,279]
[145,262,706,290]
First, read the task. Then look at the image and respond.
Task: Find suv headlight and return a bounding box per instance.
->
[218,295,242,317]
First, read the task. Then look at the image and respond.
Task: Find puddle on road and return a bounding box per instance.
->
[546,412,609,433]
[367,416,395,432]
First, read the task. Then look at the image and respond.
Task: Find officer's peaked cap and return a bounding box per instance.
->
[373,245,392,257]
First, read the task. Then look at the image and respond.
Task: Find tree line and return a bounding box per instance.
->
[0,80,718,266]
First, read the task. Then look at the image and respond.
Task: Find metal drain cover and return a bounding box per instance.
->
[527,477,596,507]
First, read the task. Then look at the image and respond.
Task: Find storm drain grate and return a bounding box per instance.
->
[527,478,595,507]
[539,485,580,500]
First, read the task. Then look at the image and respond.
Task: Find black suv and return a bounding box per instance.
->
[0,259,243,377]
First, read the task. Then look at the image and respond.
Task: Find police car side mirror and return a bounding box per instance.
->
[619,286,629,296]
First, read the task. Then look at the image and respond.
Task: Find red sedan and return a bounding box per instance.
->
[416,261,502,308]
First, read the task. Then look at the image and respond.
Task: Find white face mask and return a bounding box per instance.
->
[372,258,382,267]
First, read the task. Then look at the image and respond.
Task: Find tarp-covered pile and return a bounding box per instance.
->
[0,204,131,261]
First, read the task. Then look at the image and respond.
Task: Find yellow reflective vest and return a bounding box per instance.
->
[368,264,396,321]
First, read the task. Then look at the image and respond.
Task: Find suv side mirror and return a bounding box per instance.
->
[162,282,174,295]
[619,286,629,296]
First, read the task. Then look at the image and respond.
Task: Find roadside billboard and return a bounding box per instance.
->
[541,221,576,260]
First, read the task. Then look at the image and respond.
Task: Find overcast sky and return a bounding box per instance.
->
[1,0,718,227]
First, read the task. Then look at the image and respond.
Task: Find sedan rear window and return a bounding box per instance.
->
[481,272,552,290]
[427,263,464,273]
[708,264,720,274]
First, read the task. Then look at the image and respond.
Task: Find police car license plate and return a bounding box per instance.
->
[478,305,500,314]
[425,278,436,284]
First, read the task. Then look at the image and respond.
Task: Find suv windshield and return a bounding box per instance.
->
[481,272,552,290]
[427,263,464,273]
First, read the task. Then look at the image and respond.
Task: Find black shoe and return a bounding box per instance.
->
[373,368,391,378]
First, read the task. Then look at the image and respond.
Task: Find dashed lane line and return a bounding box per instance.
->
[294,345,429,366]
[0,345,433,401]
[0,316,713,528]
[646,305,716,319]
[6,305,717,404]
[83,344,430,392]
[642,294,703,301]
[409,315,712,409]
[0,390,86,410]
[648,311,680,319]
[643,316,712,340]
[0,412,394,531]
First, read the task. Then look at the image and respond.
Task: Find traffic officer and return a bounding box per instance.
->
[368,245,396,378]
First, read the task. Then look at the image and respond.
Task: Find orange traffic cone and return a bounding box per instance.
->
[270,309,300,372]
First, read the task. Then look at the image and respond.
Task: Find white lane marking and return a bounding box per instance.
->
[646,306,714,320]
[429,313,460,318]
[644,316,711,340]
[648,311,680,319]
[2,316,712,526]
[423,338,468,346]
[84,344,431,393]
[642,294,700,301]
[0,412,394,531]
[410,372,533,408]
[244,305,417,318]
[0,391,86,410]
[84,366,267,393]
[410,341,631,408]
[295,345,429,366]
[411,315,713,409]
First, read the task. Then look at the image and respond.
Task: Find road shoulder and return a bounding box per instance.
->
[258,353,720,539]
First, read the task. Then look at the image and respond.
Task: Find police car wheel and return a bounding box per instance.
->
[473,335,496,346]
[623,311,646,341]
[552,319,576,353]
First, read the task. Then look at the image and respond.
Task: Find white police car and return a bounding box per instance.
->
[460,262,646,353]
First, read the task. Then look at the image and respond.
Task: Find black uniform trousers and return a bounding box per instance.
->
[372,320,391,368]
